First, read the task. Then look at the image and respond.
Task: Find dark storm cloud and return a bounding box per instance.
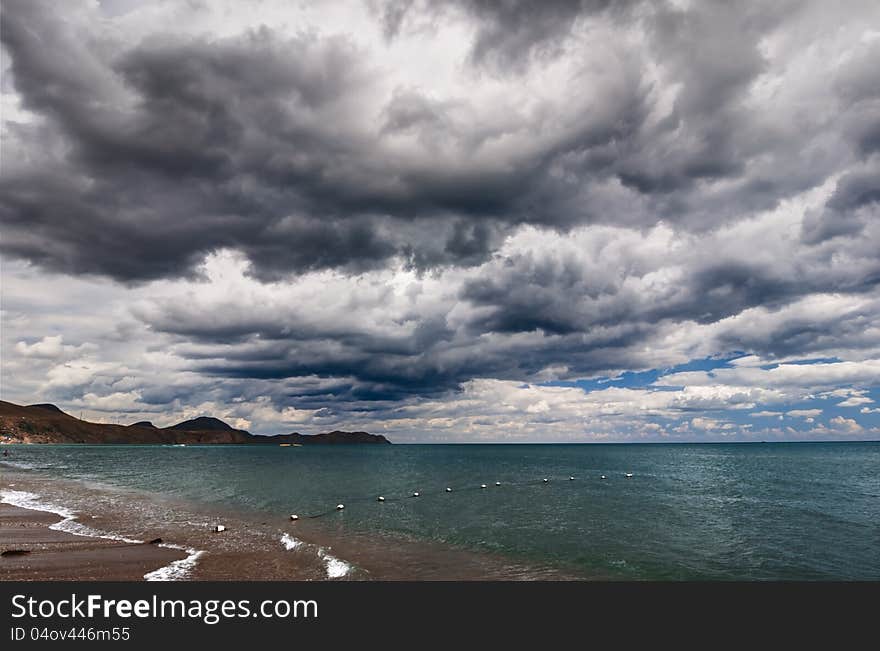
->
[1,2,503,281]
[375,0,635,71]
[140,263,672,399]
[462,220,880,342]
[458,0,625,71]
[187,325,656,402]
[1,0,630,279]
[4,0,859,283]
[801,159,880,244]
[714,298,880,360]
[2,0,879,421]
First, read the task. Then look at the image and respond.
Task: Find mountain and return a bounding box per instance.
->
[271,430,391,445]
[168,416,239,431]
[0,401,390,445]
[27,403,67,415]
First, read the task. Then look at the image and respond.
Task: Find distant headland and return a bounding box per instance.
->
[0,401,390,445]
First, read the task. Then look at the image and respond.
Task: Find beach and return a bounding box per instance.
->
[0,501,188,581]
[0,466,347,581]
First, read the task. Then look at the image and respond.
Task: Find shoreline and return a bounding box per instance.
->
[0,468,345,581]
[0,500,190,581]
[1,464,572,581]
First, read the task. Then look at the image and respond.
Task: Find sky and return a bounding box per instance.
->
[1,0,878,442]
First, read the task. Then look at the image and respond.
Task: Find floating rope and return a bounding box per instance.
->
[295,473,631,520]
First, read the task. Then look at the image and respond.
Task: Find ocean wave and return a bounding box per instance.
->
[317,548,352,579]
[144,545,205,581]
[281,532,352,578]
[280,532,303,550]
[1,489,142,543]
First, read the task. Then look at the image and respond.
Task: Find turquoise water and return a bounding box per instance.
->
[3,442,879,580]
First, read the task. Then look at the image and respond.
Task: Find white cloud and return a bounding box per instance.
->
[658,359,880,394]
[838,396,874,407]
[786,409,823,418]
[14,335,95,359]
[829,416,863,433]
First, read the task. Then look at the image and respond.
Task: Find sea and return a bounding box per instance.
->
[1,442,878,580]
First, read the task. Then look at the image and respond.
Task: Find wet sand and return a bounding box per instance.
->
[0,502,187,580]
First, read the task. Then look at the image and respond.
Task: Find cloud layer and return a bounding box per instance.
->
[1,0,878,440]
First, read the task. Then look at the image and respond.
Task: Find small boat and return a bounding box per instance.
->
[279,443,291,447]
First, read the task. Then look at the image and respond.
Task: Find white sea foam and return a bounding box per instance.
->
[0,488,143,541]
[144,545,205,581]
[282,533,351,577]
[1,489,73,518]
[1,489,204,580]
[317,548,352,579]
[280,532,303,550]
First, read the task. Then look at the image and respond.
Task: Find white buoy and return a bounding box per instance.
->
[600,475,606,480]
[543,478,549,483]
[377,496,385,502]
[336,504,345,510]
[569,476,575,480]
[213,525,226,533]
[412,492,420,497]
[289,514,299,521]
[495,481,501,486]
[625,473,633,478]
[480,484,487,489]
[446,487,453,492]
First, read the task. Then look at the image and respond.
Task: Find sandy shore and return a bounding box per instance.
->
[0,502,188,580]
[0,467,363,581]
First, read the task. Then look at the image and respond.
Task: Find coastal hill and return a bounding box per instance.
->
[168,416,237,431]
[0,401,390,445]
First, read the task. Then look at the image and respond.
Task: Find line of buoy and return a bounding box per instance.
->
[290,473,629,520]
